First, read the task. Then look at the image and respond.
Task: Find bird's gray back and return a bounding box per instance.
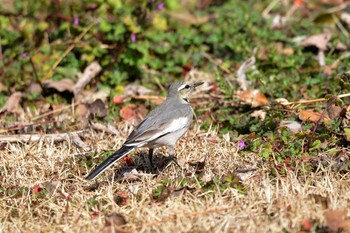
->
[125,98,193,144]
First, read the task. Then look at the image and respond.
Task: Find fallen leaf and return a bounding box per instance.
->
[0,92,23,114]
[235,56,255,90]
[0,83,7,92]
[33,184,43,194]
[114,192,128,206]
[298,109,330,124]
[327,104,343,120]
[299,32,332,51]
[104,213,127,228]
[280,121,302,134]
[275,42,294,55]
[120,105,137,122]
[188,160,206,174]
[28,83,42,94]
[42,78,74,93]
[113,96,124,104]
[301,219,312,231]
[120,104,147,123]
[250,110,266,121]
[331,149,350,170]
[324,208,350,232]
[124,84,153,97]
[87,99,108,118]
[236,90,269,107]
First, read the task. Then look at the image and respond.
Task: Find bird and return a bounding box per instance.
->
[86,80,204,180]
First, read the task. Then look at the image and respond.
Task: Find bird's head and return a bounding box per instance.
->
[168,81,204,102]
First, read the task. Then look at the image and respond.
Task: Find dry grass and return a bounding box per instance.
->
[1,123,350,233]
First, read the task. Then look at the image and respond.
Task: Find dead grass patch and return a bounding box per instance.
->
[1,124,349,232]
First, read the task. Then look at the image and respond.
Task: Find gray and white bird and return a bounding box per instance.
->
[86,81,204,180]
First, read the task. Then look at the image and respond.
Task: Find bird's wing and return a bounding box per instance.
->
[124,102,192,147]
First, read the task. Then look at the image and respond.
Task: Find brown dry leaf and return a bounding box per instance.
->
[324,208,350,231]
[0,82,7,92]
[0,92,23,114]
[74,61,102,96]
[120,104,137,122]
[28,83,42,95]
[250,110,266,121]
[87,99,108,118]
[323,60,339,75]
[43,78,74,93]
[299,32,332,51]
[103,213,127,233]
[298,109,330,124]
[275,42,294,55]
[236,90,269,107]
[327,104,343,120]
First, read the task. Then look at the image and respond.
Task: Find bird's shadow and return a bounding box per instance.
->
[110,151,175,181]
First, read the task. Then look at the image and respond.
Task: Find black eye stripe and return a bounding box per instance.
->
[185,84,190,89]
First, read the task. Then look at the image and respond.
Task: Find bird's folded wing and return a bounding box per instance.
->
[124,116,190,146]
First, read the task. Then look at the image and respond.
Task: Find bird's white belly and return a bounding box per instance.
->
[148,127,189,147]
[144,117,191,148]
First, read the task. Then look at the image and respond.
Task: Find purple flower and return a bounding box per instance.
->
[131,33,136,43]
[238,140,246,149]
[73,16,79,25]
[21,53,28,58]
[157,2,164,10]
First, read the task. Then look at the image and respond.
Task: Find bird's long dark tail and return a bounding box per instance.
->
[86,146,135,180]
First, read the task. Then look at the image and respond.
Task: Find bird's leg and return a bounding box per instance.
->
[168,146,183,170]
[148,148,154,169]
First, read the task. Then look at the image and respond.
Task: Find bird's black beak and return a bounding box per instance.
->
[192,82,204,88]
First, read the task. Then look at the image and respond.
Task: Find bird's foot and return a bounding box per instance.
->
[164,156,188,173]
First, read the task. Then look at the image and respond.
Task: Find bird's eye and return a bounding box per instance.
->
[185,84,190,89]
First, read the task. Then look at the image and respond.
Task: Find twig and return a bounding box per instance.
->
[132,95,165,101]
[0,120,57,133]
[0,130,85,143]
[47,20,98,79]
[30,102,79,121]
[284,93,350,106]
